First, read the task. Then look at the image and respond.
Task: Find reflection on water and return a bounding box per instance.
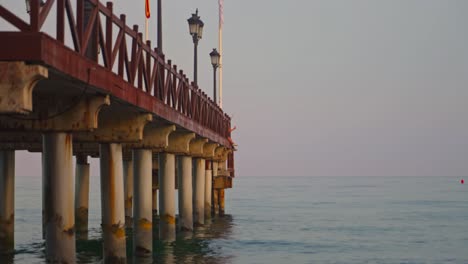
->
[1,215,235,264]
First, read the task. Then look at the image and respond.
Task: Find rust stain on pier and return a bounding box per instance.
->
[162,214,176,225]
[138,218,152,230]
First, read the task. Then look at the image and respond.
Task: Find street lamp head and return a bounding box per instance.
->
[25,0,46,13]
[210,48,220,68]
[187,9,204,41]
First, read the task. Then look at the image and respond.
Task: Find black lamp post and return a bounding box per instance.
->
[210,49,220,104]
[187,9,204,85]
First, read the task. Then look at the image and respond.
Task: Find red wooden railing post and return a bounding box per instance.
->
[57,0,65,42]
[106,2,113,69]
[30,0,40,31]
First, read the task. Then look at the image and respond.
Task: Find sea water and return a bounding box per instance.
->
[2,176,468,264]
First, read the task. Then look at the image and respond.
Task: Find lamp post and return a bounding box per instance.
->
[210,49,220,104]
[25,0,45,13]
[187,9,204,85]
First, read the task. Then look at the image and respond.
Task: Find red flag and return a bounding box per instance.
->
[145,0,151,18]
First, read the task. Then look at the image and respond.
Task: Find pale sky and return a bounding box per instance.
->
[2,0,468,177]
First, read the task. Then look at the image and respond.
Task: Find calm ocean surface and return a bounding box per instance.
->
[2,176,468,264]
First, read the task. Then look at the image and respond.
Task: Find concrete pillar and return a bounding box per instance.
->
[212,162,219,216]
[152,188,158,216]
[178,155,193,232]
[219,189,225,217]
[75,154,90,239]
[152,159,159,216]
[132,149,153,257]
[123,159,133,227]
[204,161,213,221]
[0,150,15,254]
[158,153,176,242]
[193,158,205,226]
[213,190,219,216]
[100,143,126,263]
[42,133,76,263]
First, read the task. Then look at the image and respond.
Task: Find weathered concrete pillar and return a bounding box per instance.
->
[219,189,226,217]
[123,159,134,226]
[75,154,90,239]
[100,143,126,263]
[132,149,153,257]
[193,158,205,226]
[212,162,219,216]
[42,133,75,263]
[152,159,159,216]
[0,150,15,254]
[178,155,193,232]
[204,161,213,221]
[213,189,219,216]
[152,189,158,215]
[158,153,176,242]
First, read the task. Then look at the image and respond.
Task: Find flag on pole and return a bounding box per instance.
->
[219,0,224,26]
[218,0,224,108]
[145,0,151,18]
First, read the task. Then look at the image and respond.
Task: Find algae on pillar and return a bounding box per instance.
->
[75,154,90,239]
[42,133,76,263]
[0,150,15,254]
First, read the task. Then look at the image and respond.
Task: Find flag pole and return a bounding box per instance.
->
[219,0,224,109]
[145,18,149,41]
[145,0,150,41]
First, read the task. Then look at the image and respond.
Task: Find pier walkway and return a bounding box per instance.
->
[0,1,235,262]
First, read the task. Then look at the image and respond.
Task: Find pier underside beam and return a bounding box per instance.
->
[0,61,48,114]
[0,95,110,132]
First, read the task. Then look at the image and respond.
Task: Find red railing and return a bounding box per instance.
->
[0,0,231,139]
